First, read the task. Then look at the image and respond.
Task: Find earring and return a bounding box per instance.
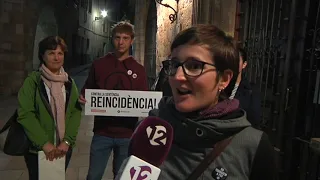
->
[219,87,225,92]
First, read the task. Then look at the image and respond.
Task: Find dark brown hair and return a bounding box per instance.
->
[111,20,135,39]
[38,36,68,64]
[170,24,239,98]
[239,47,247,62]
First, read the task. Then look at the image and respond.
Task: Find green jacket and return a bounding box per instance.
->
[17,71,82,152]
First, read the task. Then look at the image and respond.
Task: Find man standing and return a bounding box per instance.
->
[229,47,261,128]
[78,21,148,180]
[152,54,172,96]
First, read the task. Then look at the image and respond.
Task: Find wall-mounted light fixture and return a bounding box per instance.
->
[95,10,108,21]
[155,0,178,23]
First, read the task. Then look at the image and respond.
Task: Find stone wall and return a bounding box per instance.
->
[0,0,38,95]
[133,0,149,65]
[176,0,193,33]
[212,0,237,36]
[194,0,237,36]
[55,0,80,70]
[0,0,79,95]
[31,5,58,70]
[155,0,193,72]
[133,0,193,72]
[133,0,238,76]
[155,0,176,71]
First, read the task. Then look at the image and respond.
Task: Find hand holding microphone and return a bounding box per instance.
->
[115,116,174,180]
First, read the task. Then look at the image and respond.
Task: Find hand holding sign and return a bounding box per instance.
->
[78,94,87,105]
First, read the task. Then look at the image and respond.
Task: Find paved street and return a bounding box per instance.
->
[0,67,115,180]
[72,68,90,93]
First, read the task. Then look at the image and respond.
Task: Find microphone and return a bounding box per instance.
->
[115,116,174,180]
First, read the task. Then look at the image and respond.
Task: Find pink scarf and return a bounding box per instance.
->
[39,64,68,143]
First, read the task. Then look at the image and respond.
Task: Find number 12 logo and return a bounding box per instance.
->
[146,125,167,146]
[130,166,152,180]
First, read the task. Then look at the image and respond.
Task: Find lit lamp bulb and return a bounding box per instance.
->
[101,10,107,18]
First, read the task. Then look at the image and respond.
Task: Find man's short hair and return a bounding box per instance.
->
[239,47,247,62]
[111,20,135,39]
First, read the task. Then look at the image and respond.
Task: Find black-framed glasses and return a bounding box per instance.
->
[162,58,216,77]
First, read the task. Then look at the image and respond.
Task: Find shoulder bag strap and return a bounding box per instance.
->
[186,136,233,180]
[0,110,18,134]
[0,73,40,134]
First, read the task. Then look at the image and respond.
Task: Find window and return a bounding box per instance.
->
[103,22,106,33]
[88,0,92,13]
[81,0,88,10]
[86,39,90,51]
[80,37,86,65]
[80,0,85,7]
[84,12,87,22]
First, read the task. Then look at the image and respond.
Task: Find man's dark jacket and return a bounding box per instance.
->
[154,68,172,96]
[235,76,261,128]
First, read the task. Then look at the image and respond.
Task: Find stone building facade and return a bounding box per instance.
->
[133,0,238,87]
[76,0,112,66]
[0,0,116,95]
[0,0,81,95]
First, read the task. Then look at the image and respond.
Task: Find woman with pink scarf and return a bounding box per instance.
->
[17,36,82,180]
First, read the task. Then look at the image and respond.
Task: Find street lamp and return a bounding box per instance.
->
[101,10,107,18]
[95,10,107,21]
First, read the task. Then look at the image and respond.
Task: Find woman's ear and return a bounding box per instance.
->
[242,61,247,69]
[218,69,233,90]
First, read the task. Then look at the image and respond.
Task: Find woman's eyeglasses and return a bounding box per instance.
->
[162,58,216,77]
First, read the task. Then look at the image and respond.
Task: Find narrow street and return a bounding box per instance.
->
[0,68,114,180]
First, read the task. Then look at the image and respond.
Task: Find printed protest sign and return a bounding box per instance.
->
[85,89,163,117]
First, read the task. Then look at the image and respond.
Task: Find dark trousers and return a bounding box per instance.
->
[24,149,72,180]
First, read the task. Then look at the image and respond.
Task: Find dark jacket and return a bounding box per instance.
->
[153,68,172,96]
[148,97,277,180]
[235,77,261,128]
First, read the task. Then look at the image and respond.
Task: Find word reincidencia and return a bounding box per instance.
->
[90,92,157,109]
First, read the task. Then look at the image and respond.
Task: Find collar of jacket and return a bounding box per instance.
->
[38,75,73,119]
[149,97,251,151]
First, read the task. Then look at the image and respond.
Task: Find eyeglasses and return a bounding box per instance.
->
[162,58,217,77]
